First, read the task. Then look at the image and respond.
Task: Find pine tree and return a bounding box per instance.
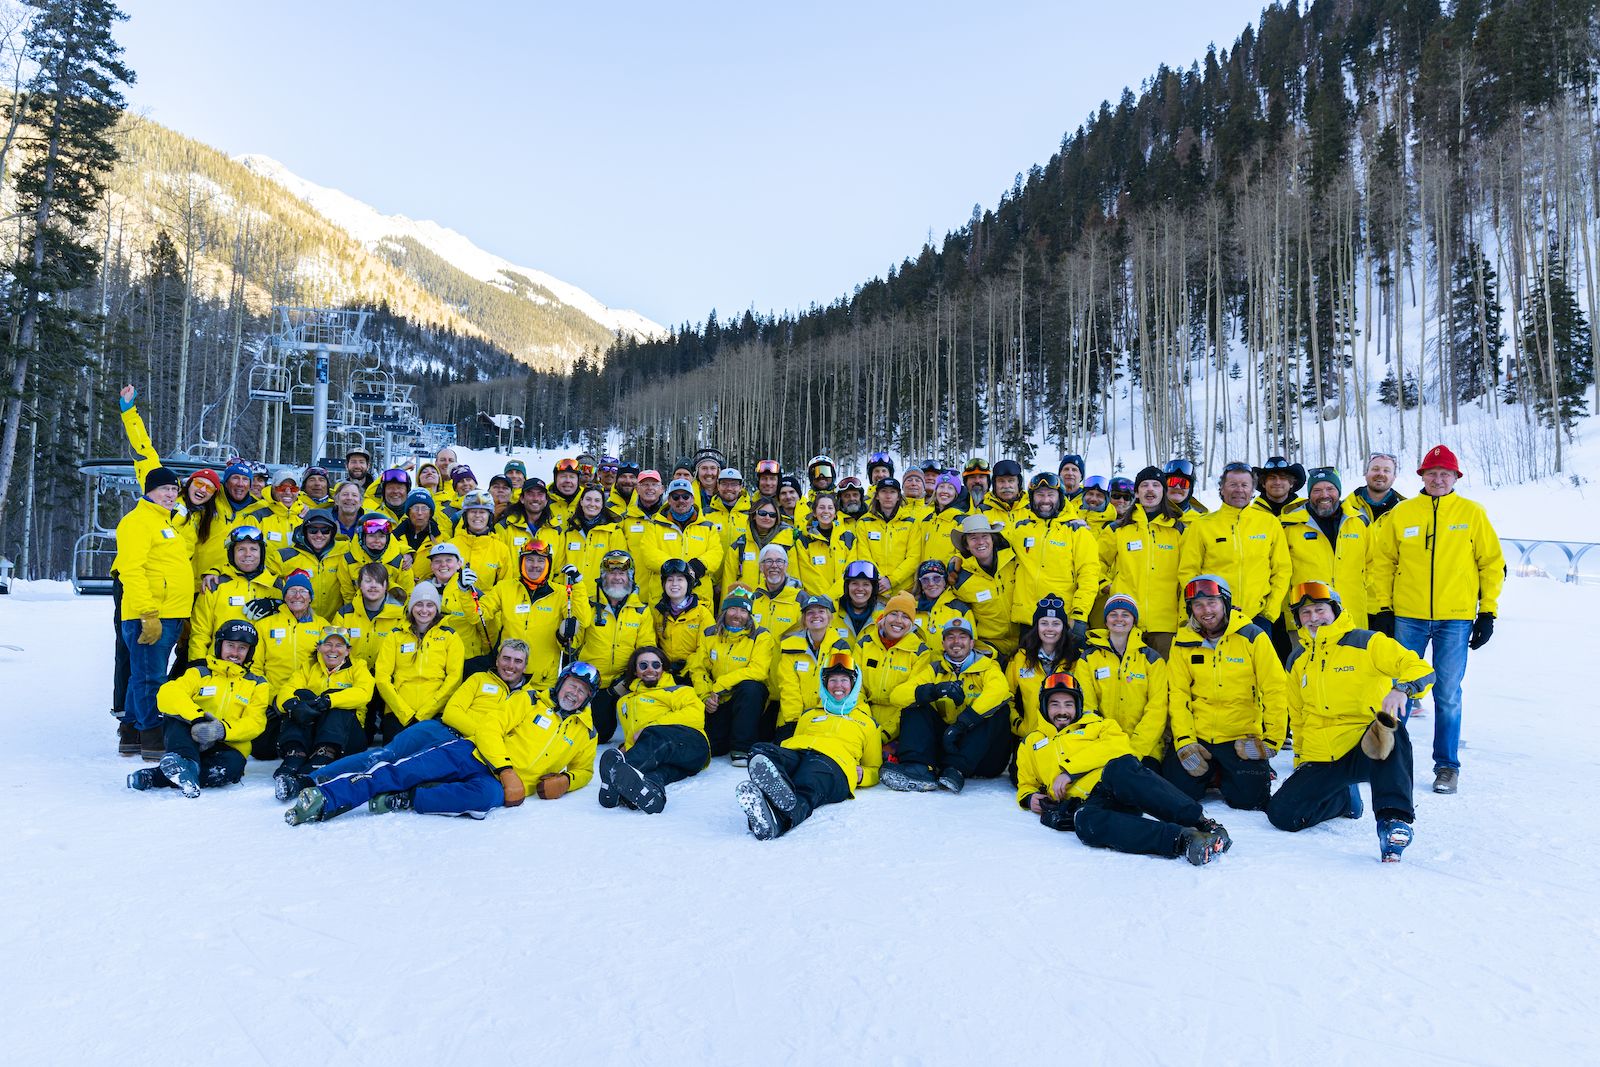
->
[1518,244,1592,430]
[1448,243,1503,404]
[0,0,134,526]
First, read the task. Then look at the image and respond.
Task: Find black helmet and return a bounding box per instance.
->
[213,618,260,664]
[293,509,338,554]
[551,661,601,711]
[993,459,1023,480]
[227,525,266,574]
[1038,671,1084,724]
[660,557,694,584]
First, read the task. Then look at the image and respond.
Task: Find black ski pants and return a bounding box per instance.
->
[627,724,710,788]
[896,702,1012,778]
[158,718,247,788]
[749,742,851,829]
[1074,754,1204,857]
[704,680,770,756]
[1160,740,1272,810]
[1267,726,1415,830]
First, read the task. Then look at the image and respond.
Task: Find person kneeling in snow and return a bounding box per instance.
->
[1265,582,1434,861]
[1017,672,1231,865]
[284,645,598,824]
[272,627,375,799]
[129,619,269,798]
[597,645,711,814]
[737,651,882,840]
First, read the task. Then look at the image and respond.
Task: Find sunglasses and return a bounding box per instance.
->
[1367,452,1399,466]
[1110,491,1134,501]
[1221,461,1253,475]
[1308,466,1339,483]
[753,510,778,519]
[668,492,693,502]
[635,658,663,670]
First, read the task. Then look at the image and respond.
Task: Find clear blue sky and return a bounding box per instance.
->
[121,0,1268,329]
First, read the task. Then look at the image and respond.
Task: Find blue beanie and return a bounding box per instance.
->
[281,571,314,596]
[404,488,435,513]
[223,462,253,484]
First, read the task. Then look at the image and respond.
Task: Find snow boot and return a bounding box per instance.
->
[368,791,412,815]
[1344,784,1364,819]
[309,744,340,769]
[127,767,158,791]
[274,770,314,803]
[936,766,965,794]
[747,754,798,817]
[1377,819,1413,862]
[730,750,750,769]
[1432,768,1458,794]
[159,753,201,798]
[284,787,329,826]
[201,763,233,788]
[139,727,165,762]
[735,781,781,840]
[880,763,938,793]
[610,757,667,815]
[1178,825,1228,866]
[118,722,141,757]
[596,748,623,809]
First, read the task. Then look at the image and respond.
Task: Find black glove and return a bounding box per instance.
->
[245,596,283,620]
[557,617,579,644]
[611,678,630,697]
[688,559,707,581]
[1039,797,1079,832]
[943,710,983,749]
[287,698,319,726]
[666,659,686,675]
[1369,610,1395,637]
[1469,611,1495,650]
[936,680,966,705]
[1251,613,1273,633]
[1071,619,1089,649]
[914,683,941,706]
[189,714,226,750]
[560,564,581,584]
[294,688,318,704]
[310,693,333,715]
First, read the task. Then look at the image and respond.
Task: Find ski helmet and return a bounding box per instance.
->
[551,661,600,710]
[1183,573,1233,607]
[1038,671,1084,724]
[213,618,260,665]
[227,524,266,573]
[1289,580,1343,619]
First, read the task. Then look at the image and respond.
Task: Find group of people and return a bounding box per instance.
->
[110,383,1505,863]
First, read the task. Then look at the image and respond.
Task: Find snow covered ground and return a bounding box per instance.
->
[2,574,1596,1064]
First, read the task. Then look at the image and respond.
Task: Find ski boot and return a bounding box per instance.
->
[284,787,329,826]
[127,767,158,791]
[1179,824,1229,865]
[274,770,314,803]
[158,753,201,798]
[368,792,412,814]
[730,750,750,769]
[735,781,781,840]
[1377,819,1413,862]
[309,745,340,769]
[936,766,965,794]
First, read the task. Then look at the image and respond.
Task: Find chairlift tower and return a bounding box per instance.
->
[241,306,451,468]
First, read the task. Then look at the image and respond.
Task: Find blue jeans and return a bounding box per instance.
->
[119,618,183,731]
[315,719,456,780]
[1394,617,1472,772]
[318,729,503,818]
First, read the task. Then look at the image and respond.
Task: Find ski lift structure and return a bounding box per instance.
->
[72,304,456,594]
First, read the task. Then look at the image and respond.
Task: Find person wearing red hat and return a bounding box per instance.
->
[1369,445,1504,795]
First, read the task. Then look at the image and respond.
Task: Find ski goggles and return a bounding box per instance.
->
[1308,466,1340,486]
[599,456,619,472]
[599,552,633,572]
[1164,459,1196,480]
[1184,577,1228,602]
[843,561,879,581]
[961,459,990,477]
[867,452,893,468]
[1166,474,1191,489]
[1221,461,1253,475]
[1366,452,1399,468]
[553,458,581,474]
[381,468,410,485]
[755,459,781,476]
[1290,580,1337,608]
[1109,477,1134,498]
[317,626,352,646]
[1080,475,1107,492]
[359,518,391,536]
[837,476,864,492]
[822,650,857,674]
[521,540,553,559]
[1030,472,1064,492]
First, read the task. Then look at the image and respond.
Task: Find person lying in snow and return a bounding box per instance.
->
[737,651,882,840]
[283,644,598,824]
[1016,672,1232,865]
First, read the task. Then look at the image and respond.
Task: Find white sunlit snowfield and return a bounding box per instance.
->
[4,459,1600,1065]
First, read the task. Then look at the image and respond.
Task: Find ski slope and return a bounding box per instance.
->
[1,574,1595,1064]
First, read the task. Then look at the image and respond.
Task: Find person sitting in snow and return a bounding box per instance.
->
[284,645,598,824]
[1265,582,1435,861]
[596,645,710,814]
[1016,672,1232,865]
[736,650,882,840]
[272,627,375,799]
[128,619,269,798]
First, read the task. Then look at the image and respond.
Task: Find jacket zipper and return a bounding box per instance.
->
[1429,495,1438,619]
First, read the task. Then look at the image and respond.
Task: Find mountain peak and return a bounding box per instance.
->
[236,154,666,354]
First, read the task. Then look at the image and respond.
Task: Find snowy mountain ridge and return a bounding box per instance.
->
[237,154,667,348]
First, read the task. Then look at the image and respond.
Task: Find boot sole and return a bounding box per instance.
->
[611,760,667,815]
[747,755,798,815]
[159,754,201,798]
[284,789,327,826]
[735,781,780,840]
[879,766,937,793]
